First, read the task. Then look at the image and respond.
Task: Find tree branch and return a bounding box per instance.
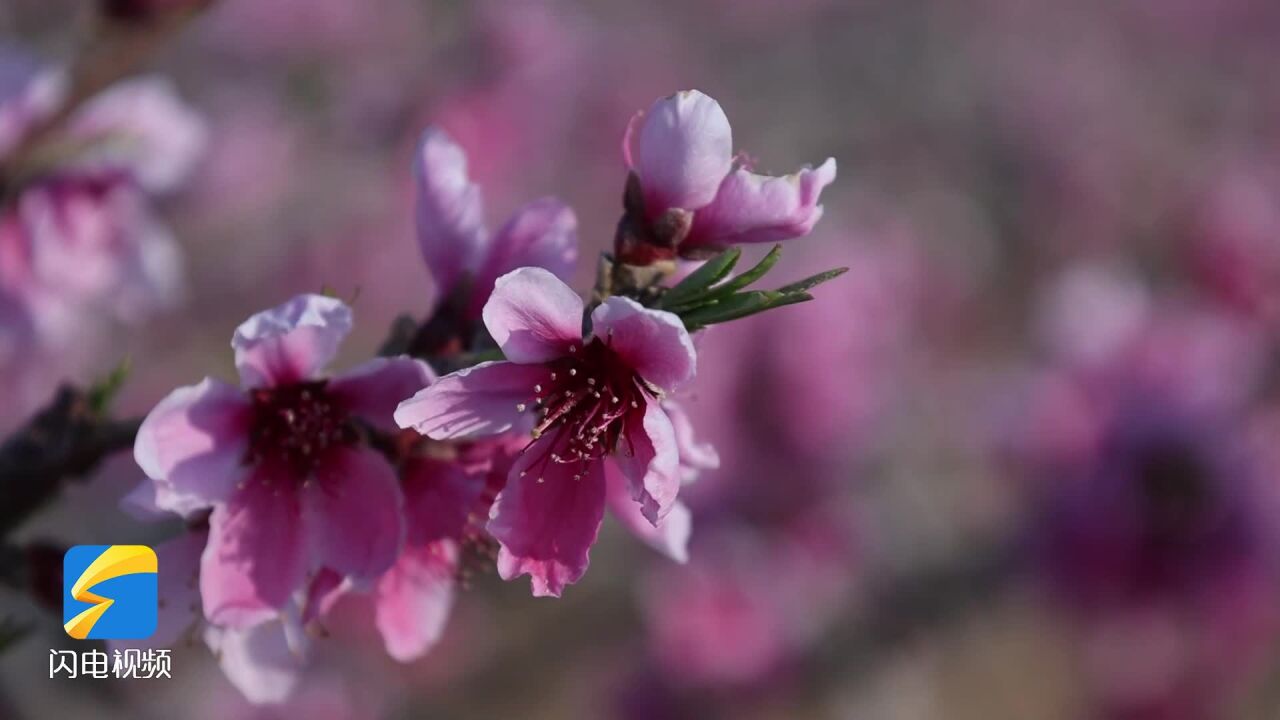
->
[0,386,141,538]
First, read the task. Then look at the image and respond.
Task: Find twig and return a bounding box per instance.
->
[0,386,141,538]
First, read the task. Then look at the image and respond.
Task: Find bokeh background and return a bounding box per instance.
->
[3,0,1280,718]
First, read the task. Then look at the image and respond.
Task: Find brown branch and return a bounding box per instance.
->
[0,386,141,538]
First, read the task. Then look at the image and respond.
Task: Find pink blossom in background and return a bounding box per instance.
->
[1184,165,1280,332]
[1015,276,1280,718]
[397,267,699,596]
[640,513,857,688]
[0,60,205,423]
[134,294,432,628]
[622,90,836,257]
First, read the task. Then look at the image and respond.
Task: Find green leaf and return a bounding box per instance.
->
[87,359,131,416]
[658,248,741,309]
[773,266,849,294]
[664,244,785,312]
[680,290,813,330]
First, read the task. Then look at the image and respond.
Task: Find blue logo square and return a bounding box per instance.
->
[63,545,158,640]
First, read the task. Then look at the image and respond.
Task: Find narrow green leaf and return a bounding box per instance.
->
[87,359,131,416]
[680,290,813,328]
[773,266,849,294]
[700,243,783,298]
[665,244,786,314]
[658,248,741,309]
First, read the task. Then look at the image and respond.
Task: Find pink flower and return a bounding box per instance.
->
[414,126,577,317]
[134,294,432,627]
[396,267,699,596]
[371,439,512,661]
[116,485,317,705]
[623,90,836,255]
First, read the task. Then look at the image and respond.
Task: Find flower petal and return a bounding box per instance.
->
[401,452,488,544]
[469,198,578,318]
[489,435,608,597]
[326,356,435,432]
[204,616,308,705]
[630,90,733,214]
[374,541,458,662]
[200,467,307,628]
[664,399,719,482]
[303,447,404,584]
[684,158,837,251]
[134,377,251,514]
[232,294,353,388]
[612,400,681,524]
[590,297,696,391]
[482,267,583,363]
[606,465,691,563]
[66,76,208,193]
[395,360,547,439]
[414,127,489,300]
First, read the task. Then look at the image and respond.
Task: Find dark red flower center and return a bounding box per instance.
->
[246,380,356,477]
[518,339,656,481]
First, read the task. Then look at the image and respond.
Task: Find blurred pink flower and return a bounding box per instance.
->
[623,90,836,256]
[1185,166,1280,331]
[397,267,698,596]
[134,294,432,627]
[1017,282,1279,717]
[0,65,205,421]
[640,515,856,687]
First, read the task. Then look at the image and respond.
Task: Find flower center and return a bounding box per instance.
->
[246,380,356,477]
[518,339,655,481]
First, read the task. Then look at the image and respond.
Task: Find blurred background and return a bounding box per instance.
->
[2,0,1280,718]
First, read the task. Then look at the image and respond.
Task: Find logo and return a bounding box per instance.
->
[62,545,157,640]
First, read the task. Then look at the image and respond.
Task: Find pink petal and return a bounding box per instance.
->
[684,158,837,250]
[606,465,691,563]
[200,467,307,628]
[327,356,435,432]
[303,447,404,584]
[300,568,345,625]
[134,377,252,514]
[119,478,167,521]
[232,294,353,388]
[204,617,308,705]
[612,400,681,524]
[468,198,578,318]
[590,297,696,391]
[489,435,608,597]
[374,541,458,662]
[664,399,720,481]
[401,453,487,544]
[630,90,733,214]
[482,267,583,363]
[395,360,548,439]
[414,127,489,300]
[66,76,208,193]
